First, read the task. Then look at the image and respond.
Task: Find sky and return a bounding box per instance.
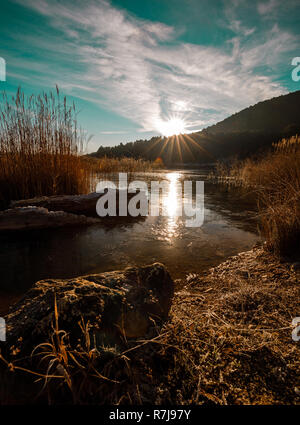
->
[0,0,300,152]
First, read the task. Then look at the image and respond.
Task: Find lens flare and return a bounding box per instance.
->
[156,118,186,137]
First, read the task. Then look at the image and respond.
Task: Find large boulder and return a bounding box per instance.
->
[0,206,99,231]
[3,263,174,355]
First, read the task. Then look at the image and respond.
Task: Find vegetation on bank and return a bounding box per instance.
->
[83,155,162,175]
[90,90,300,164]
[216,135,300,257]
[0,88,161,208]
[1,247,299,405]
[1,88,299,406]
[0,88,89,206]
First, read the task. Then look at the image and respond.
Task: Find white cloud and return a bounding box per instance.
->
[12,0,296,135]
[240,25,296,69]
[257,0,278,15]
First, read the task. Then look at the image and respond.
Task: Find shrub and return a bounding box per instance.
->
[0,87,91,207]
[218,135,300,256]
[0,88,161,208]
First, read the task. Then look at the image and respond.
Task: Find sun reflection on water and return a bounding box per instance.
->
[166,173,180,216]
[164,172,181,240]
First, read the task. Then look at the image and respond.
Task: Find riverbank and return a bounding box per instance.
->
[1,244,299,405]
[0,89,161,210]
[212,135,300,257]
[167,244,300,404]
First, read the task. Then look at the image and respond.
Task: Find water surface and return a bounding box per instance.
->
[0,169,259,312]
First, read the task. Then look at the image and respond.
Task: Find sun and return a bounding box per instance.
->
[156,118,186,137]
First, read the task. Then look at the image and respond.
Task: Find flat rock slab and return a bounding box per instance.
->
[10,191,136,217]
[3,189,146,231]
[0,206,99,231]
[3,263,174,355]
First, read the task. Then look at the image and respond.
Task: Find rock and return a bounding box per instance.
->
[2,189,147,231]
[10,191,136,217]
[3,263,174,354]
[0,206,99,232]
[10,192,101,217]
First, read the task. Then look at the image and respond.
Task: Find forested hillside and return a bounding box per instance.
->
[90,90,300,164]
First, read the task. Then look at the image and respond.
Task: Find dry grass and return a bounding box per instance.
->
[1,249,299,405]
[216,136,300,256]
[85,156,161,174]
[0,88,94,207]
[0,87,92,207]
[0,88,162,209]
[0,295,138,405]
[151,248,300,405]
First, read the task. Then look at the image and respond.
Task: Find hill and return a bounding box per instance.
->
[90,90,300,164]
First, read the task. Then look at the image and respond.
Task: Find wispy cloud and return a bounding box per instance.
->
[240,24,296,70]
[257,0,278,15]
[12,0,298,134]
[99,130,129,135]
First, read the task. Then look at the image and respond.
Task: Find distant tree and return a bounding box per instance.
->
[90,90,300,164]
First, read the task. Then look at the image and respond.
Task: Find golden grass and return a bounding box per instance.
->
[216,135,300,256]
[0,88,91,207]
[1,248,299,405]
[84,155,162,176]
[0,88,162,208]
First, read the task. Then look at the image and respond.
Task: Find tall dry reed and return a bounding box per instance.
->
[219,135,300,256]
[0,87,91,207]
[0,88,162,208]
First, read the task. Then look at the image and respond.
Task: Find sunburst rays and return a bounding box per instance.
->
[145,131,214,163]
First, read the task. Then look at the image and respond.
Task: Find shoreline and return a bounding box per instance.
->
[166,245,300,404]
[1,244,299,404]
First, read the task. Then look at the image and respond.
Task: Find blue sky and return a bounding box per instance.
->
[0,0,300,152]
